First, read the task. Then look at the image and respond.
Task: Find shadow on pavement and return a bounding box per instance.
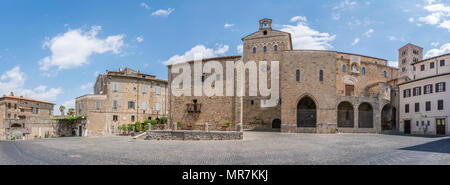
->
[400,138,450,154]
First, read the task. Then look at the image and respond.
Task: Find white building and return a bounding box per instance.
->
[399,49,449,136]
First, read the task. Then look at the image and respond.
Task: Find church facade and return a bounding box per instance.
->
[168,18,400,134]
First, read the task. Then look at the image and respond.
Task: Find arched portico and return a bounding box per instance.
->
[358,103,374,128]
[297,96,317,128]
[337,101,354,128]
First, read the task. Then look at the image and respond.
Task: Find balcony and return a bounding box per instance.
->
[186,103,202,113]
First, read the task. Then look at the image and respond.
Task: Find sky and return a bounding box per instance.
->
[0,0,449,113]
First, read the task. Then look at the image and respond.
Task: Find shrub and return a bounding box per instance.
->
[143,124,149,131]
[127,124,134,132]
[136,122,142,132]
[177,121,182,128]
[144,119,151,125]
[160,116,168,124]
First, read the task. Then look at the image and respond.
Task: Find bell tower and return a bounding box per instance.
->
[259,18,272,30]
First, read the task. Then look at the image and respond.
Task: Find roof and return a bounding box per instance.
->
[0,95,55,105]
[398,43,423,50]
[412,53,450,65]
[167,56,242,66]
[398,72,450,86]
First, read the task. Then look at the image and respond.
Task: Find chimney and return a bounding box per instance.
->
[10,92,14,96]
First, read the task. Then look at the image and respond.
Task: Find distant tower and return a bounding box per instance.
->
[398,43,423,80]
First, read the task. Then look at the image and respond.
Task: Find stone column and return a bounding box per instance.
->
[354,103,359,130]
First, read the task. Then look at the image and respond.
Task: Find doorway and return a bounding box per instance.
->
[436,119,446,135]
[78,125,83,137]
[404,120,411,134]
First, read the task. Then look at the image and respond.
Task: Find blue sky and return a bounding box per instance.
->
[0,0,449,112]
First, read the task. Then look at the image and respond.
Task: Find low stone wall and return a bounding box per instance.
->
[146,130,243,141]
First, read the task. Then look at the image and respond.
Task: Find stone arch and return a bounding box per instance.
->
[11,123,23,128]
[272,119,281,129]
[358,102,374,128]
[297,96,317,128]
[337,101,354,128]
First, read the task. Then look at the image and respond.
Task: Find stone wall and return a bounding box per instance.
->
[146,130,243,140]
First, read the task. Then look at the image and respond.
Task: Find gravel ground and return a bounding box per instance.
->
[0,131,449,165]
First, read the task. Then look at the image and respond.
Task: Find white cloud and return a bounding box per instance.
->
[431,42,440,47]
[331,13,341,20]
[39,26,124,71]
[224,24,235,28]
[388,61,399,68]
[164,44,230,65]
[352,38,360,46]
[62,99,75,109]
[237,44,243,54]
[152,8,174,17]
[425,43,450,58]
[0,66,62,102]
[290,16,307,23]
[281,16,336,50]
[333,0,357,10]
[416,2,450,31]
[140,2,150,10]
[389,36,397,41]
[80,82,94,90]
[409,17,415,22]
[136,36,144,43]
[363,29,374,37]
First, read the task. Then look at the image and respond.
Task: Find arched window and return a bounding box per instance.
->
[296,69,300,82]
[274,45,278,52]
[342,65,346,72]
[383,71,387,78]
[264,46,267,53]
[319,70,324,82]
[253,47,256,54]
[362,67,366,75]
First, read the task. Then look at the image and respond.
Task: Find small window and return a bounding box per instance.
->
[253,47,256,54]
[14,114,17,119]
[424,84,433,94]
[319,70,324,82]
[415,103,420,112]
[430,62,435,69]
[403,89,411,98]
[383,71,387,78]
[405,104,409,113]
[156,88,161,95]
[142,102,147,110]
[274,45,278,52]
[96,101,100,110]
[251,100,254,105]
[362,67,366,75]
[113,115,118,121]
[14,104,17,109]
[131,115,135,122]
[263,30,268,35]
[342,65,346,72]
[113,100,118,110]
[128,101,135,110]
[402,67,406,72]
[296,69,300,82]
[436,82,446,92]
[142,86,147,94]
[426,101,431,111]
[440,60,445,66]
[421,65,425,71]
[7,114,11,119]
[438,100,444,110]
[413,66,416,71]
[155,103,160,111]
[264,46,267,53]
[36,108,39,114]
[7,103,11,109]
[113,83,118,92]
[413,87,421,96]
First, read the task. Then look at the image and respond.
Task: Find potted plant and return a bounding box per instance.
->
[160,116,168,129]
[225,121,232,131]
[187,123,193,130]
[177,122,182,130]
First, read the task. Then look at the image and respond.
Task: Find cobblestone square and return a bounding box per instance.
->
[0,131,449,165]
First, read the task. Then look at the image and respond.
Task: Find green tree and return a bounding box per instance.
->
[136,122,142,132]
[160,116,168,124]
[67,108,75,117]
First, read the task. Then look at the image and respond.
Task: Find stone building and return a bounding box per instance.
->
[399,51,449,136]
[0,92,56,140]
[168,18,400,133]
[76,68,168,136]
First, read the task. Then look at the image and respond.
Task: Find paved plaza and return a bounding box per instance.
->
[0,131,449,165]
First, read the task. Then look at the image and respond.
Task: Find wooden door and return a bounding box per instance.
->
[436,119,446,135]
[404,120,411,134]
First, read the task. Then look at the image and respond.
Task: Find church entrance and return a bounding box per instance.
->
[297,97,317,128]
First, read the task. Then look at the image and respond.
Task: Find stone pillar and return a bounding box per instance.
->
[204,122,209,132]
[354,103,359,130]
